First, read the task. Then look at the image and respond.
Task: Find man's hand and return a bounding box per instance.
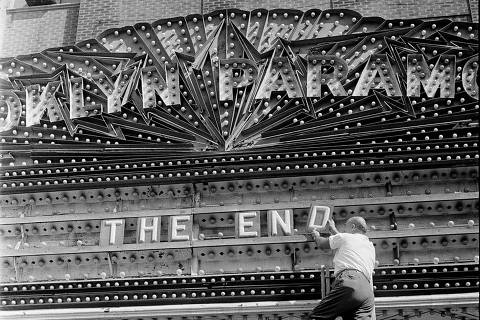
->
[305,230,318,242]
[304,228,331,250]
[311,229,331,250]
[304,229,319,240]
[327,219,335,229]
[327,218,339,235]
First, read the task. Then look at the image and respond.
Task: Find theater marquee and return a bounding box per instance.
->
[0,9,477,153]
[0,7,478,320]
[100,205,331,245]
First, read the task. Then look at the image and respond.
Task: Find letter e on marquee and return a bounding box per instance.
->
[306,205,333,232]
[235,211,260,238]
[168,215,192,241]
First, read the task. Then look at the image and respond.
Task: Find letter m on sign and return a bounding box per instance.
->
[407,54,456,98]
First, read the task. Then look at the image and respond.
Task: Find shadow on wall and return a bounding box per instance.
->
[62,4,79,46]
[9,9,48,21]
[0,3,79,57]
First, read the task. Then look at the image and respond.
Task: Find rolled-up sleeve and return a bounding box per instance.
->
[329,233,345,249]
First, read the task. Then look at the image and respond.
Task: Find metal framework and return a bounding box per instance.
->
[0,7,478,320]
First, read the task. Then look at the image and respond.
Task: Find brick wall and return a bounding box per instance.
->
[329,0,471,20]
[202,0,331,12]
[0,4,79,58]
[75,0,202,41]
[469,0,479,22]
[1,0,478,58]
[76,0,478,42]
[203,0,477,20]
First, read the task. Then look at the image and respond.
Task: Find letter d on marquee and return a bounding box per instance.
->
[307,205,333,232]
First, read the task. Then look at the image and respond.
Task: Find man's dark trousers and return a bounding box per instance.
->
[309,269,375,320]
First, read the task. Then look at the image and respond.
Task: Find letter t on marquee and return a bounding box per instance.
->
[100,219,125,246]
[307,205,333,232]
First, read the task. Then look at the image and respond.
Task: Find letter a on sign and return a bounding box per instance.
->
[306,205,333,232]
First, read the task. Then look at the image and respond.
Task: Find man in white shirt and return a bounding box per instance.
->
[308,216,376,320]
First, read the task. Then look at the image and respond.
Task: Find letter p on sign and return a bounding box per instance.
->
[307,205,333,232]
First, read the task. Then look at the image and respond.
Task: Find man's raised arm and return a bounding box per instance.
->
[328,219,339,235]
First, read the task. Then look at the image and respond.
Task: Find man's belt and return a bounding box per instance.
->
[336,268,370,283]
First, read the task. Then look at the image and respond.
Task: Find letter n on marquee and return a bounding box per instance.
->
[267,209,294,236]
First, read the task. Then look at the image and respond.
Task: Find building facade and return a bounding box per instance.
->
[0,1,479,320]
[0,0,479,58]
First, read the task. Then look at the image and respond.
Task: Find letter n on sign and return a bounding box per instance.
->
[306,205,333,232]
[267,209,293,236]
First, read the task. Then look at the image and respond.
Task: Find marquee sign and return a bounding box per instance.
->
[0,8,479,319]
[0,8,478,153]
[100,205,331,245]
